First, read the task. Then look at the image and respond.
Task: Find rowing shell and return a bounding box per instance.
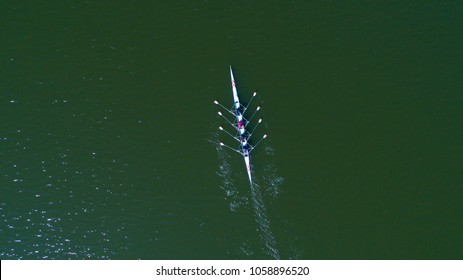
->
[215,66,267,186]
[230,66,252,184]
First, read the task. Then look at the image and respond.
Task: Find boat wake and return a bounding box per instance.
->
[249,141,284,259]
[249,180,280,259]
[210,132,248,212]
[262,144,285,198]
[211,132,283,259]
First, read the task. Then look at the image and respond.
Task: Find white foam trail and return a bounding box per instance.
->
[261,142,285,199]
[262,164,285,199]
[210,133,247,211]
[211,132,282,259]
[249,180,280,259]
[250,141,287,258]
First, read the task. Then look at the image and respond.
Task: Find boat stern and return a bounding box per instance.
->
[244,156,252,184]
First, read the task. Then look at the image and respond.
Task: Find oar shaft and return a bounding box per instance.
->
[250,135,267,153]
[219,127,240,142]
[217,112,237,130]
[243,92,257,114]
[248,119,262,137]
[245,106,260,126]
[214,100,235,116]
[219,142,242,155]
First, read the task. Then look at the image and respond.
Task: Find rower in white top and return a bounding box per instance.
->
[214,66,267,185]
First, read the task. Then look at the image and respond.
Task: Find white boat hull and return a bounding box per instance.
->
[231,66,252,185]
[230,66,240,109]
[244,156,252,184]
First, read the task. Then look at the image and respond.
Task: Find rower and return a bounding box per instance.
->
[239,127,246,136]
[242,147,249,157]
[237,112,243,121]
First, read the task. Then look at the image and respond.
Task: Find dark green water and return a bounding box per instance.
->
[1,1,462,259]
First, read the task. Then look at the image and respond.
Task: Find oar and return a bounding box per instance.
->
[243,92,257,114]
[245,106,260,126]
[213,100,235,116]
[248,118,262,137]
[217,111,237,130]
[250,134,267,153]
[219,142,243,155]
[219,126,240,142]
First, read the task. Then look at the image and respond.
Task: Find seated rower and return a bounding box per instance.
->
[237,121,244,129]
